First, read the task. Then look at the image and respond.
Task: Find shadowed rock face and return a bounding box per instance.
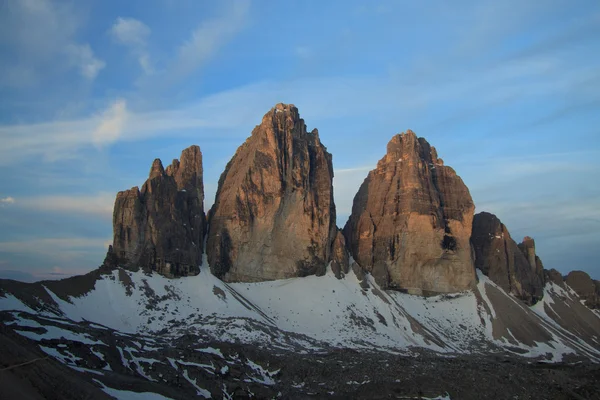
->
[343,131,476,294]
[545,268,565,287]
[566,271,600,309]
[207,103,337,282]
[471,212,544,305]
[110,146,205,277]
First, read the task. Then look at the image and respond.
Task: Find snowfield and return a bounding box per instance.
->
[2,262,599,362]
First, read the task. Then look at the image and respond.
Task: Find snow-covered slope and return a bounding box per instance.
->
[2,264,599,362]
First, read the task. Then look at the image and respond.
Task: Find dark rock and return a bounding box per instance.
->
[544,268,565,287]
[330,230,350,279]
[111,146,205,277]
[565,271,600,309]
[471,212,544,305]
[343,130,476,294]
[207,103,337,282]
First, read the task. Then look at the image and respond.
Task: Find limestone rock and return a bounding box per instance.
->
[331,230,350,279]
[343,130,476,294]
[207,103,337,282]
[565,271,600,309]
[110,146,205,277]
[471,212,544,304]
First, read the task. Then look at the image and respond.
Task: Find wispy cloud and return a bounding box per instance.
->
[0,237,111,257]
[65,43,106,80]
[0,0,105,86]
[15,193,115,220]
[0,197,15,205]
[110,17,152,74]
[93,99,129,146]
[166,0,250,84]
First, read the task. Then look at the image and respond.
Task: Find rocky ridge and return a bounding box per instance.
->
[566,270,600,309]
[343,131,476,294]
[471,212,545,305]
[110,146,205,278]
[206,103,337,282]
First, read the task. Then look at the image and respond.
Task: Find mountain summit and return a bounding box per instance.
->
[110,145,206,277]
[343,131,476,294]
[207,103,338,282]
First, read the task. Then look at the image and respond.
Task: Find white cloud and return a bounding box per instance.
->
[65,43,106,80]
[110,17,150,46]
[168,0,250,83]
[0,0,105,85]
[17,193,115,219]
[110,17,152,74]
[93,99,128,146]
[0,197,15,205]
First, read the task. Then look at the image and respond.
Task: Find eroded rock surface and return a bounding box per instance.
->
[343,130,476,294]
[331,230,350,279]
[207,103,337,282]
[471,212,544,304]
[566,270,600,309]
[111,146,205,277]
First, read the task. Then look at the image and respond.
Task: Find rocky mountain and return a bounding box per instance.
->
[111,145,205,278]
[471,212,545,305]
[2,104,600,399]
[566,270,600,309]
[207,103,337,282]
[343,130,476,294]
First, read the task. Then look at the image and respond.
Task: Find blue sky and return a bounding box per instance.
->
[0,0,599,281]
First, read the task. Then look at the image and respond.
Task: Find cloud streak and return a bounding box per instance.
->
[110,17,152,74]
[15,193,115,220]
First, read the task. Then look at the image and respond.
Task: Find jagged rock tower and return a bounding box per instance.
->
[343,130,476,294]
[110,146,205,277]
[207,103,340,282]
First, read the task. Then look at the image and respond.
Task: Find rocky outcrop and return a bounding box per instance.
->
[343,130,476,294]
[566,271,600,309]
[330,231,350,279]
[110,146,205,277]
[207,103,337,282]
[471,212,544,304]
[544,268,565,287]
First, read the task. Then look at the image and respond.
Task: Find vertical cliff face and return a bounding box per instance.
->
[471,212,544,304]
[343,131,476,294]
[111,146,205,277]
[206,103,337,282]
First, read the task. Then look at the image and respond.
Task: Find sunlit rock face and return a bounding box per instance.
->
[111,146,205,277]
[343,130,476,295]
[207,103,337,282]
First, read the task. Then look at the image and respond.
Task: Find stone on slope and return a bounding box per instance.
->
[331,230,350,279]
[207,103,337,282]
[544,268,565,287]
[565,271,600,309]
[110,146,205,277]
[471,212,544,305]
[343,130,476,294]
